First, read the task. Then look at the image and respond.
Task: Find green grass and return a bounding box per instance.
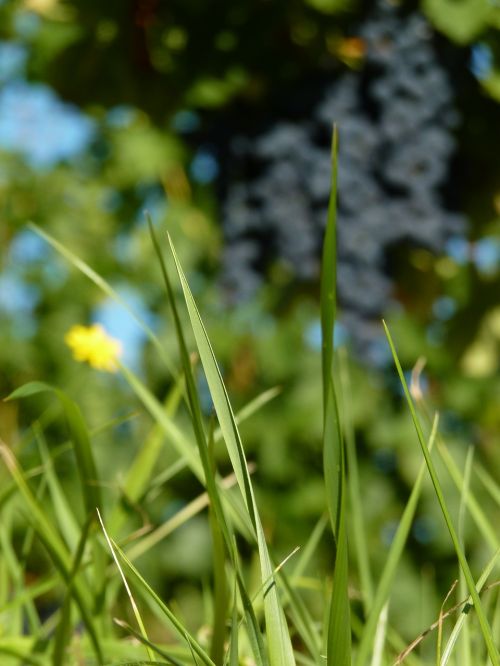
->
[1,131,499,665]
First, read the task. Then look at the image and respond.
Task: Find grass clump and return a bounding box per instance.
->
[1,129,499,666]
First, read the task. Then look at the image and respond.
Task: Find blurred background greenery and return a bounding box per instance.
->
[1,0,499,646]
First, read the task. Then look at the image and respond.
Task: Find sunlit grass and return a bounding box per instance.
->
[0,131,499,665]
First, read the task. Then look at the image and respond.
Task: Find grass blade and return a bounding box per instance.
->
[110,538,216,666]
[383,320,499,666]
[97,509,155,663]
[166,232,295,665]
[320,126,351,666]
[28,222,175,375]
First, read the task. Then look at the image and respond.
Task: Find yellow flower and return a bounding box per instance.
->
[64,324,122,372]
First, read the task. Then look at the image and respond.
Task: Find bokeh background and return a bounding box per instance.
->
[1,0,500,648]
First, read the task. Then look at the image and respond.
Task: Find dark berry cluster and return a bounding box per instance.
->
[220,0,464,356]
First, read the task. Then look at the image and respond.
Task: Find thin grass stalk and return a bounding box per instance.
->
[383,321,499,666]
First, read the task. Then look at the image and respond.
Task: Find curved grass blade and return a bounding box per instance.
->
[166,233,295,666]
[28,223,175,376]
[383,320,500,666]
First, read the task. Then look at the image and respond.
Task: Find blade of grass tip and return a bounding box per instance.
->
[112,538,216,666]
[383,321,500,666]
[440,548,500,666]
[96,509,155,664]
[320,126,351,666]
[150,215,270,664]
[147,214,234,551]
[165,232,295,666]
[339,347,373,612]
[0,442,104,664]
[355,413,439,666]
[28,222,175,376]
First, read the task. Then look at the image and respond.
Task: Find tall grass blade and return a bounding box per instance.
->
[383,321,499,666]
[320,126,351,666]
[166,232,295,665]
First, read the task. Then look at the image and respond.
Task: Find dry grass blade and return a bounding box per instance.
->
[394,579,500,664]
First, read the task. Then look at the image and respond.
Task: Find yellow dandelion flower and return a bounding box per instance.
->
[64,324,122,372]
